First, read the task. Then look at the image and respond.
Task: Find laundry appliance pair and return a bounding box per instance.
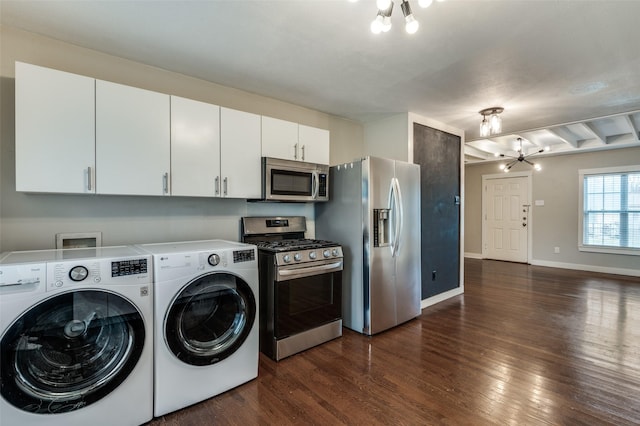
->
[0,239,259,425]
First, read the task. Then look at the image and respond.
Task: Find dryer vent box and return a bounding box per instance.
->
[56,232,102,249]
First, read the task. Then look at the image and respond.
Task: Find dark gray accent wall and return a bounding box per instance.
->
[413,123,461,298]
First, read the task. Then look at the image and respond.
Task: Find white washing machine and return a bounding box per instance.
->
[137,240,258,417]
[0,246,153,426]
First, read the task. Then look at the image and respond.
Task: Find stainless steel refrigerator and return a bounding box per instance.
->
[315,156,421,335]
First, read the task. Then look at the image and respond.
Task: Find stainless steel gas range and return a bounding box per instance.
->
[241,216,343,361]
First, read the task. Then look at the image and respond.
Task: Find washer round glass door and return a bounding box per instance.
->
[165,272,256,366]
[0,290,145,414]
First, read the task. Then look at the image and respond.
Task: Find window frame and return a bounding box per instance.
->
[578,164,640,256]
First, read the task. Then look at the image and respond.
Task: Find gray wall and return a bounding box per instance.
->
[0,25,363,252]
[465,146,640,274]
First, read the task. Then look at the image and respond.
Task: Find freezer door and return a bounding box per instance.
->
[365,157,397,335]
[394,161,422,324]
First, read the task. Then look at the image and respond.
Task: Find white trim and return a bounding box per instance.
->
[421,287,464,310]
[578,164,640,254]
[578,245,639,256]
[579,164,640,176]
[530,258,640,277]
[464,252,483,259]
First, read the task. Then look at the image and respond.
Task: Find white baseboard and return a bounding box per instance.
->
[530,259,640,277]
[463,253,639,277]
[421,287,464,310]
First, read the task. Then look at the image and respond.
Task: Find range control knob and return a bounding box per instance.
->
[332,249,340,257]
[294,253,302,261]
[309,251,317,260]
[283,254,292,263]
[323,249,331,258]
[208,254,220,266]
[69,266,89,282]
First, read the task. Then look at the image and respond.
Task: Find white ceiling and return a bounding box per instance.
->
[2,0,640,162]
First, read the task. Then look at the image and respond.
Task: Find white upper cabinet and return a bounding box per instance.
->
[96,80,170,196]
[298,124,330,164]
[261,116,330,164]
[261,116,299,161]
[170,96,221,197]
[15,62,96,193]
[220,107,262,199]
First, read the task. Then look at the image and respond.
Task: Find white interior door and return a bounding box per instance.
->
[483,175,530,263]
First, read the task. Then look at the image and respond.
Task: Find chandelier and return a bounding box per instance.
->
[498,138,550,172]
[479,107,504,137]
[370,0,445,35]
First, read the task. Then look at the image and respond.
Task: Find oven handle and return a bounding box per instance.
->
[276,261,343,281]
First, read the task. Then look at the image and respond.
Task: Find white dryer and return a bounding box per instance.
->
[0,246,153,426]
[137,240,258,417]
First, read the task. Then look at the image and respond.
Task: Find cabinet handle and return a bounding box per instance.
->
[87,166,93,191]
[294,143,298,160]
[301,145,305,161]
[163,172,169,194]
[215,176,220,195]
[223,177,228,196]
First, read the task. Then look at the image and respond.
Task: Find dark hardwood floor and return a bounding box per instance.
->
[147,259,640,425]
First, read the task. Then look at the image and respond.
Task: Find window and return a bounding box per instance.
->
[579,165,640,255]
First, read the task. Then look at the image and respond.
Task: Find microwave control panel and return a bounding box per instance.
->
[318,173,327,197]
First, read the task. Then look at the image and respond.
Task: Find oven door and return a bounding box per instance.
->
[274,259,342,338]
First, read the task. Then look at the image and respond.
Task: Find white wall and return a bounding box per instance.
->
[0,25,363,252]
[363,113,408,161]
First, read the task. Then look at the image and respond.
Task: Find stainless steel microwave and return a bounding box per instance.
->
[262,157,329,202]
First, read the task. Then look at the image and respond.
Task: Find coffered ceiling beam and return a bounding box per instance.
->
[623,114,640,142]
[546,127,579,148]
[581,122,607,144]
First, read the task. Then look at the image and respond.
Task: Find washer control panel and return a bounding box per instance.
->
[47,256,151,289]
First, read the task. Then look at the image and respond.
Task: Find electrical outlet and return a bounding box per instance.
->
[554,247,560,254]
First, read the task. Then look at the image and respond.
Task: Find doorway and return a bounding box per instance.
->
[482,173,532,263]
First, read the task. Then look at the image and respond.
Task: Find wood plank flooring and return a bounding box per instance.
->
[147,259,640,425]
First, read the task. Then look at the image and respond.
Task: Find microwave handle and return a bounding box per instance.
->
[312,171,319,199]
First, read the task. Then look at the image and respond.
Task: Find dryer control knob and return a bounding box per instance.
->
[208,254,220,266]
[69,266,88,282]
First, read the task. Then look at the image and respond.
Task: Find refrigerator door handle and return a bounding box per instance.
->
[392,177,403,257]
[389,177,403,257]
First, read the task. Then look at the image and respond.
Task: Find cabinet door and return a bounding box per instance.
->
[298,124,330,164]
[220,108,261,198]
[261,116,299,161]
[96,80,170,196]
[170,96,221,197]
[15,62,95,193]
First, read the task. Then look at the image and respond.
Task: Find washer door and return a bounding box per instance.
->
[0,290,145,414]
[165,272,256,366]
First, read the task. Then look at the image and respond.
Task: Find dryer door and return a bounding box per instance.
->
[0,290,145,414]
[165,272,256,366]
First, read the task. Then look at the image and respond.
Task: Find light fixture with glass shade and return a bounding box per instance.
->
[479,107,504,137]
[498,137,550,172]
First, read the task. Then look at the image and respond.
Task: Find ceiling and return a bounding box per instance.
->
[2,0,640,163]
